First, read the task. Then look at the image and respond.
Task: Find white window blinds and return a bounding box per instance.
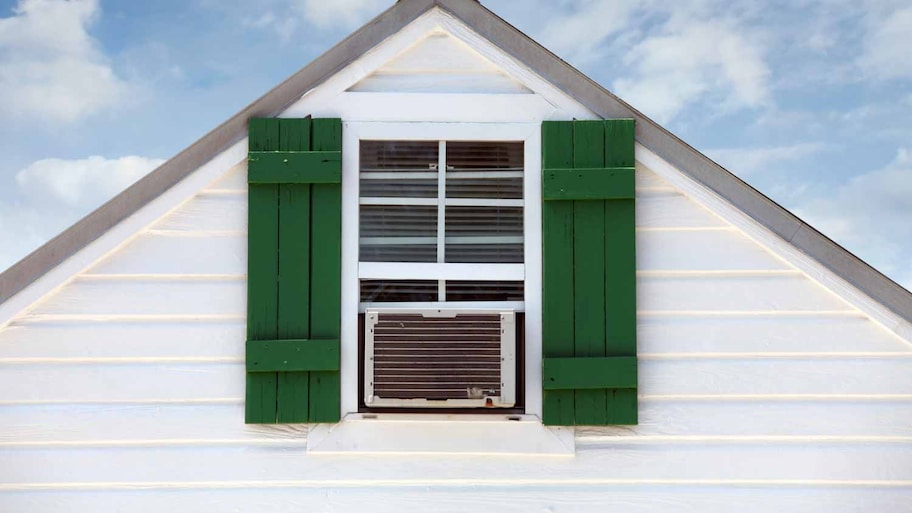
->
[358,140,525,306]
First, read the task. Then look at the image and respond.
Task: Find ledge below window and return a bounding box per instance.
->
[306,414,574,456]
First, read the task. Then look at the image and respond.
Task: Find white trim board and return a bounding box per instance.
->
[637,144,912,347]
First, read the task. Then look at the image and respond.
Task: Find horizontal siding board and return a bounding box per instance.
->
[0,404,305,445]
[5,358,912,403]
[634,193,726,228]
[85,230,786,276]
[640,358,912,396]
[27,275,853,318]
[2,444,912,484]
[30,280,246,317]
[0,401,910,451]
[577,399,912,438]
[350,72,531,94]
[0,321,246,359]
[152,195,247,232]
[207,165,248,191]
[5,489,912,513]
[28,275,851,317]
[1,316,899,360]
[88,234,246,275]
[3,399,912,447]
[635,167,671,189]
[0,363,244,403]
[637,275,852,312]
[636,230,789,271]
[637,315,909,354]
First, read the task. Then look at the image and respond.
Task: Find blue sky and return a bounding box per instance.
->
[0,0,910,291]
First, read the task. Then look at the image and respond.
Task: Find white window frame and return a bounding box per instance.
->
[340,121,543,418]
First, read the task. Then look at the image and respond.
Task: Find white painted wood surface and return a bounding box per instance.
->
[348,32,532,94]
[3,489,912,513]
[3,443,912,485]
[1,8,911,511]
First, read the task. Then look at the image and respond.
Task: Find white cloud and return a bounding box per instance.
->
[539,0,638,66]
[707,142,827,177]
[243,11,298,41]
[613,17,771,124]
[296,0,386,29]
[0,0,128,124]
[858,6,912,80]
[794,148,912,291]
[15,155,164,208]
[0,155,163,269]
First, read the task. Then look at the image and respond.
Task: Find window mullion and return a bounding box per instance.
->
[437,140,447,301]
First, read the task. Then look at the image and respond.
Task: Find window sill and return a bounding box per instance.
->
[306,414,574,456]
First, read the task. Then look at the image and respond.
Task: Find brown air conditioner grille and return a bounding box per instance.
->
[365,310,516,408]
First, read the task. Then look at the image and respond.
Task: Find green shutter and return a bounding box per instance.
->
[541,119,637,426]
[246,117,342,424]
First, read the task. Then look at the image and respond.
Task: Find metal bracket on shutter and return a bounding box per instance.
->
[364,309,516,408]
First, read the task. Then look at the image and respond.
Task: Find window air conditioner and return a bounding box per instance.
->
[365,309,516,408]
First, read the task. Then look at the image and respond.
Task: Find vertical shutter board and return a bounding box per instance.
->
[541,122,575,426]
[276,184,310,423]
[249,118,280,151]
[571,121,608,426]
[276,372,310,423]
[274,118,312,423]
[605,119,637,425]
[604,199,636,355]
[278,118,311,152]
[277,185,312,341]
[308,118,342,423]
[604,119,635,168]
[246,119,281,424]
[245,373,277,424]
[604,199,637,425]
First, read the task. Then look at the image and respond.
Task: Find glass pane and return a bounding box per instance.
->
[445,206,523,263]
[446,281,524,302]
[360,205,438,262]
[446,141,523,199]
[360,141,438,198]
[361,280,438,303]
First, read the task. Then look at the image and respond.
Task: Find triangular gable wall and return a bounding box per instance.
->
[348,30,532,94]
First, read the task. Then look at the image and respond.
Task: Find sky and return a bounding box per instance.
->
[0,0,910,291]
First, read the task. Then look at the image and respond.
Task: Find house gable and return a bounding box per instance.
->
[1,0,912,505]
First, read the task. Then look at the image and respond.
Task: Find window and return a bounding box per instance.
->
[358,140,525,310]
[356,139,526,412]
[339,122,543,418]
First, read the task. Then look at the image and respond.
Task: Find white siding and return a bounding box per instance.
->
[2,164,910,511]
[2,12,911,512]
